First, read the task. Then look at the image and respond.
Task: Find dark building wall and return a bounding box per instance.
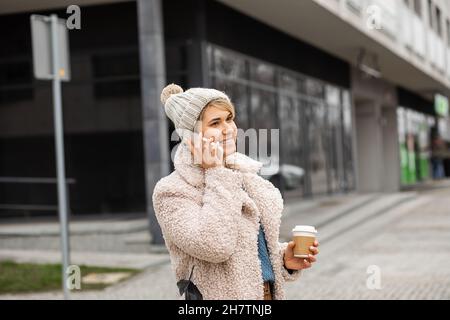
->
[162,0,350,89]
[0,2,146,217]
[205,0,350,88]
[397,87,435,116]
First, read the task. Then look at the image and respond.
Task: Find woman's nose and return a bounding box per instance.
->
[222,123,233,135]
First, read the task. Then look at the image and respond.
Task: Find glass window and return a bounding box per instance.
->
[428,0,434,29]
[327,87,345,192]
[413,0,421,16]
[278,94,306,198]
[279,71,297,93]
[342,90,355,190]
[213,47,247,79]
[249,61,275,86]
[206,44,355,196]
[213,76,250,130]
[249,88,278,185]
[91,51,140,99]
[306,100,329,195]
[447,20,450,45]
[325,85,340,107]
[0,60,33,104]
[435,6,442,36]
[249,87,277,129]
[305,78,324,99]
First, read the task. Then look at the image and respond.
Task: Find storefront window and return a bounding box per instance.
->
[398,107,434,185]
[278,94,306,198]
[213,47,247,79]
[397,107,409,185]
[207,43,355,197]
[211,76,250,130]
[306,100,329,195]
[342,90,355,191]
[249,61,276,86]
[326,85,344,193]
[305,78,324,99]
[279,71,297,93]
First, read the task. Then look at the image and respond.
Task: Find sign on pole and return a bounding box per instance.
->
[30,14,71,300]
[31,15,71,81]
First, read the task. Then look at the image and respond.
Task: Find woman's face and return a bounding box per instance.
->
[200,105,237,157]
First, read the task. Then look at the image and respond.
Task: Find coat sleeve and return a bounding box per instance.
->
[278,242,302,281]
[152,166,244,264]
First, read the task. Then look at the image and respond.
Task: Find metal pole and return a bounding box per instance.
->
[50,14,71,300]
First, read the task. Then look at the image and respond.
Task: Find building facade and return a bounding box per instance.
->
[1,0,449,243]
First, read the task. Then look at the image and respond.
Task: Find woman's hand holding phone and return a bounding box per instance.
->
[187,132,224,169]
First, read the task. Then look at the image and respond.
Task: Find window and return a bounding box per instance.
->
[346,0,363,15]
[0,60,33,105]
[306,100,329,195]
[435,6,442,36]
[413,0,422,16]
[206,44,355,196]
[342,90,355,190]
[91,51,140,99]
[428,0,433,29]
[447,19,450,45]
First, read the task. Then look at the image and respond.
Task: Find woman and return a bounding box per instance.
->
[152,84,319,300]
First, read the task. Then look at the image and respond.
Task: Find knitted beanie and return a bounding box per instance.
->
[160,83,231,139]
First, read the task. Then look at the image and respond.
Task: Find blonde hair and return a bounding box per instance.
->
[199,98,235,122]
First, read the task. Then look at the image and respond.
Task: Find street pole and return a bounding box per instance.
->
[50,14,71,300]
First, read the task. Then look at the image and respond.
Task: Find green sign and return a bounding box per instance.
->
[435,94,449,117]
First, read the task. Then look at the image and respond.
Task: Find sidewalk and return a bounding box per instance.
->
[1,179,450,299]
[0,214,149,237]
[284,185,450,299]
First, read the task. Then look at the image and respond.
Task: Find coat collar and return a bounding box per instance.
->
[173,142,263,187]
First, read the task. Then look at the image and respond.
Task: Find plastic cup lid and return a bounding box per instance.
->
[292,225,317,234]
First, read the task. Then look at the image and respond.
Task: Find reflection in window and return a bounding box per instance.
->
[250,61,275,86]
[279,71,297,93]
[326,86,344,192]
[206,43,355,197]
[342,90,355,190]
[249,88,278,184]
[279,95,306,198]
[326,85,340,107]
[213,48,247,79]
[305,78,324,99]
[212,76,249,130]
[307,100,329,195]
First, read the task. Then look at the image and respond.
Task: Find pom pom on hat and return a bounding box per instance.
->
[161,83,183,105]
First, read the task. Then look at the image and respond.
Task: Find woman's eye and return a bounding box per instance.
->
[211,122,218,126]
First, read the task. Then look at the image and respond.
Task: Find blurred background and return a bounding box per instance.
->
[0,0,450,299]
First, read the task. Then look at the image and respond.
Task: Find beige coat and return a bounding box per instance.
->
[152,142,301,300]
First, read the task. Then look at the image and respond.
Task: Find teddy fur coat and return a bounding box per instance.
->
[152,142,301,300]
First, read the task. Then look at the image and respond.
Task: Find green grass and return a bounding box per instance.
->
[0,260,139,294]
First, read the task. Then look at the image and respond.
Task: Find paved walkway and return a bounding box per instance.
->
[285,186,450,299]
[1,180,450,299]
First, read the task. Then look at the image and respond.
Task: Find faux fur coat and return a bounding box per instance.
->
[152,142,301,300]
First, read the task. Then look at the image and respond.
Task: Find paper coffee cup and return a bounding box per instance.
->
[292,225,317,258]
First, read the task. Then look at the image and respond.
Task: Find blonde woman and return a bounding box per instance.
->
[152,84,319,300]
